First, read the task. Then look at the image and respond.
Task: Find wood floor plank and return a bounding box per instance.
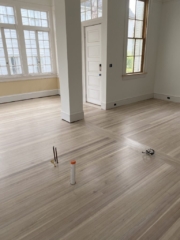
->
[1,96,180,239]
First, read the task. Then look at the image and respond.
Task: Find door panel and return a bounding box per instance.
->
[85,25,101,106]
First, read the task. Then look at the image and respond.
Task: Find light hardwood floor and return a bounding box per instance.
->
[1,96,180,239]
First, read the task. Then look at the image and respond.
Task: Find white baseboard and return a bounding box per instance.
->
[154,93,180,103]
[101,93,154,110]
[0,89,59,104]
[61,111,84,123]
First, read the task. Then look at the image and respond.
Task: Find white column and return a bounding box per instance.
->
[53,0,84,123]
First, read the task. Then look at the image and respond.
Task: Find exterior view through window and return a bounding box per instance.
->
[126,0,148,74]
[21,9,52,74]
[0,4,54,78]
[81,0,102,22]
[0,6,22,76]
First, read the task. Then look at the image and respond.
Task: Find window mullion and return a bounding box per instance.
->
[1,28,11,75]
[35,30,41,73]
[15,5,29,75]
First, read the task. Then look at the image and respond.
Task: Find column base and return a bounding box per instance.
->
[61,111,84,123]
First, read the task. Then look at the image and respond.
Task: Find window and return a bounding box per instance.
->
[126,0,148,74]
[0,4,55,80]
[24,30,39,74]
[81,0,102,22]
[21,8,53,75]
[0,6,22,76]
[24,30,52,74]
[4,29,22,75]
[0,31,8,75]
[38,32,51,73]
[21,9,48,27]
[0,6,15,24]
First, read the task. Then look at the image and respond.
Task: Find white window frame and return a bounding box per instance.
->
[0,4,23,78]
[122,0,151,80]
[0,0,57,82]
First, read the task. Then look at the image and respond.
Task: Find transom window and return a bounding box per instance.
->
[21,9,48,27]
[126,0,148,74]
[0,6,15,24]
[81,0,102,22]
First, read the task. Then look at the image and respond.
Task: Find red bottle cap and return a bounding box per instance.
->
[71,160,76,165]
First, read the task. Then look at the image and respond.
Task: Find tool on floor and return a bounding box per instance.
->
[70,160,76,185]
[53,146,58,164]
[51,146,59,167]
[142,149,155,156]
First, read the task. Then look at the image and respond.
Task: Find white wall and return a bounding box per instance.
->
[102,0,162,109]
[154,0,180,101]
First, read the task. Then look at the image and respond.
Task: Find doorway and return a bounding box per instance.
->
[85,24,102,106]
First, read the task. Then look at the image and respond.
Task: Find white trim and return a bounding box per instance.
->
[154,93,180,103]
[0,89,59,104]
[61,111,84,123]
[122,72,147,80]
[101,93,154,110]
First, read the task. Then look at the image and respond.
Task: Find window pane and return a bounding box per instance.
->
[81,12,86,21]
[21,9,48,27]
[0,6,15,24]
[21,9,28,17]
[129,0,136,19]
[4,29,22,75]
[81,1,86,12]
[0,31,8,76]
[136,1,145,21]
[135,39,143,56]
[126,57,134,73]
[135,20,143,38]
[38,31,52,73]
[24,30,39,74]
[134,56,142,72]
[86,11,91,21]
[127,39,135,56]
[128,19,135,38]
[8,16,15,24]
[98,0,102,17]
[22,17,29,25]
[92,0,98,19]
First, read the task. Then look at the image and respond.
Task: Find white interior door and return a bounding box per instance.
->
[85,24,101,106]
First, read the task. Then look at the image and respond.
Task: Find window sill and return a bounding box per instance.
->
[0,74,58,83]
[122,72,147,80]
